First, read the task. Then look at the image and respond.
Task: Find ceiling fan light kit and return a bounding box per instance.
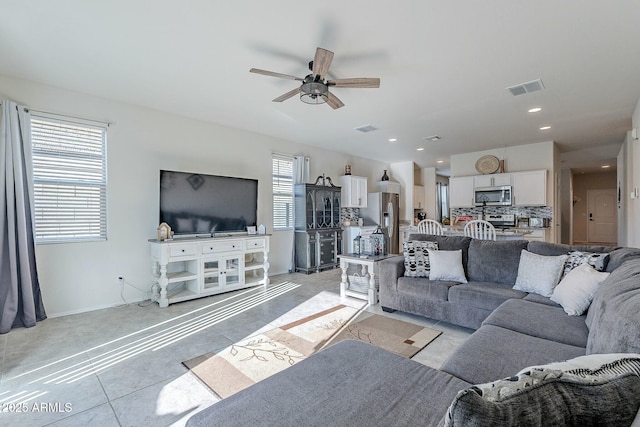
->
[300,80,328,105]
[250,47,380,109]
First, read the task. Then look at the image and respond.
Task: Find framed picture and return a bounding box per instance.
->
[247,226,257,235]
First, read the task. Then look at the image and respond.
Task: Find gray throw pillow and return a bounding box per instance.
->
[403,240,438,277]
[439,355,640,427]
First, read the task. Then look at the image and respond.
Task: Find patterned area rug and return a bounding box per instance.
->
[183,305,441,398]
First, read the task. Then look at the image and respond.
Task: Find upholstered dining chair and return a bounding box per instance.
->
[464,219,496,240]
[417,219,444,235]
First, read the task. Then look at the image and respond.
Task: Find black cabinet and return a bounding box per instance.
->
[294,184,342,273]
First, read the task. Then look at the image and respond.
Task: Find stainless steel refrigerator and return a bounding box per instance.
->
[359,192,400,254]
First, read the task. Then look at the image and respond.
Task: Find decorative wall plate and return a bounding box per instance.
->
[475,155,500,174]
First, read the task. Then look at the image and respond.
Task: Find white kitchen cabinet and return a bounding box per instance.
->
[339,175,368,208]
[449,176,475,208]
[413,185,426,209]
[474,173,511,188]
[512,170,547,206]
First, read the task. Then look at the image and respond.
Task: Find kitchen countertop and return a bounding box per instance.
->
[404,224,550,239]
[443,226,530,235]
[440,226,532,240]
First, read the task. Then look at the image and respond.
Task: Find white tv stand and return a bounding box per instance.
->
[149,234,270,307]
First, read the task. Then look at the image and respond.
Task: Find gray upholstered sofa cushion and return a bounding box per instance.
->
[466,239,528,285]
[448,282,526,311]
[526,241,615,257]
[397,277,459,301]
[527,241,640,272]
[407,234,472,273]
[186,340,471,427]
[441,325,586,385]
[586,259,640,354]
[522,293,561,306]
[604,247,640,271]
[482,299,588,347]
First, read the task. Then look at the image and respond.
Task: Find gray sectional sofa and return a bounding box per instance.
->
[187,237,640,426]
[379,235,639,330]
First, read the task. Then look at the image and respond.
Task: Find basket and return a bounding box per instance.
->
[348,273,370,293]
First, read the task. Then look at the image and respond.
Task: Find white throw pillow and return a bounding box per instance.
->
[551,263,610,316]
[427,249,467,283]
[513,250,567,297]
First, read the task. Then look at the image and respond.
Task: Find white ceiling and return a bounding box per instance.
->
[1,1,639,175]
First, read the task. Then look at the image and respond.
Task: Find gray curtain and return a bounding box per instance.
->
[0,100,46,334]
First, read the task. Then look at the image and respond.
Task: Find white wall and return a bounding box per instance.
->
[450,141,556,177]
[628,97,640,247]
[560,169,572,244]
[421,167,437,219]
[0,74,386,316]
[618,133,637,247]
[389,161,414,222]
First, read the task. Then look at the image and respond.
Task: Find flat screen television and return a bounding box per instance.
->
[159,170,258,236]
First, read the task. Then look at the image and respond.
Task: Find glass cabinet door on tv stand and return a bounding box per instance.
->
[202,255,242,291]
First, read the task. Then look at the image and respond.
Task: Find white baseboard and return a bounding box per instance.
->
[47,296,150,318]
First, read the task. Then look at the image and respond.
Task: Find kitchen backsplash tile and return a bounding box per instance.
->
[451,206,552,221]
[341,207,360,224]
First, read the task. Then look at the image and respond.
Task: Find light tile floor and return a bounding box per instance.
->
[0,270,472,427]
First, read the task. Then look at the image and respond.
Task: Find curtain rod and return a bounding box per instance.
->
[23,107,113,127]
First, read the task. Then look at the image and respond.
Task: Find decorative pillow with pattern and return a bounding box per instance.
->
[403,240,438,277]
[439,354,640,427]
[561,250,610,278]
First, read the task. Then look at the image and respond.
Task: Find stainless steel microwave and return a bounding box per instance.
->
[474,185,512,206]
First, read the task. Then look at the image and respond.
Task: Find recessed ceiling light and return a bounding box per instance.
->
[528,107,542,113]
[602,165,610,168]
[539,126,551,130]
[388,138,397,142]
[416,147,425,151]
[437,160,444,164]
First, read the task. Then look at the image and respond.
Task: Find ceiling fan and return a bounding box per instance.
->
[250,47,380,109]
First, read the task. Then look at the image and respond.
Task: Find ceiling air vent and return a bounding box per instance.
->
[424,135,441,141]
[354,124,378,133]
[506,79,545,96]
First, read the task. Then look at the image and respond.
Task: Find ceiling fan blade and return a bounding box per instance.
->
[312,48,334,80]
[327,78,380,88]
[273,87,300,102]
[250,68,304,81]
[326,91,344,109]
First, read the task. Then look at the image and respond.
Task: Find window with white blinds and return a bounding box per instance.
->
[30,115,107,242]
[272,154,293,230]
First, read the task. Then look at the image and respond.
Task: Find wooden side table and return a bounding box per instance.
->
[339,253,396,305]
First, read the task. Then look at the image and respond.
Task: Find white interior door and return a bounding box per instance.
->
[587,189,617,244]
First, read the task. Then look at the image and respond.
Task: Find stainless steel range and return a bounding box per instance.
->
[485,214,516,229]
